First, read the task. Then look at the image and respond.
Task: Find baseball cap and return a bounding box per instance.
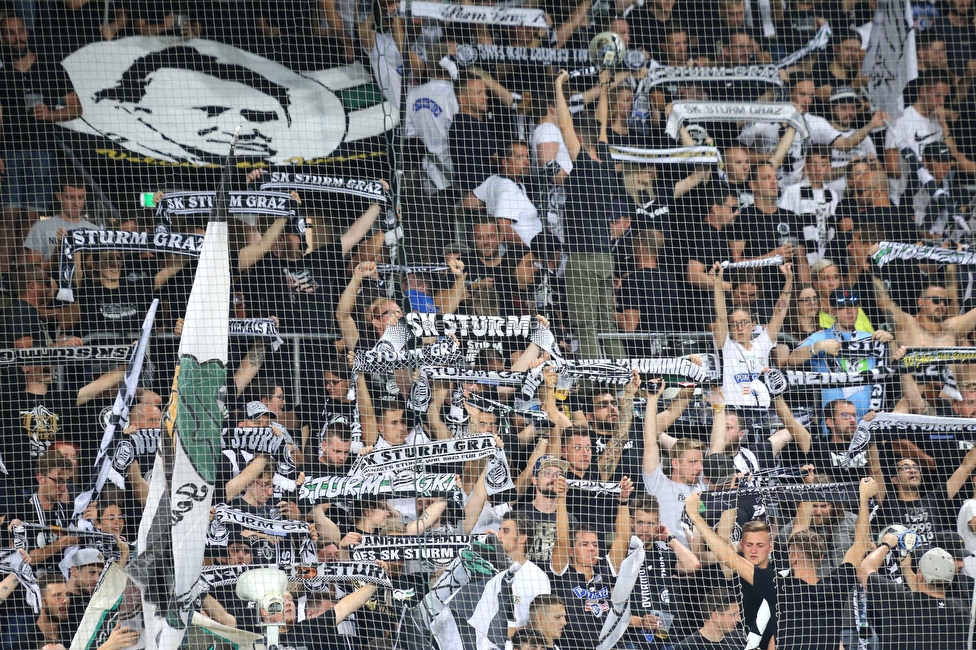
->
[919,547,956,584]
[245,401,277,420]
[829,86,859,103]
[922,141,952,163]
[533,454,570,476]
[703,454,737,486]
[832,288,860,307]
[70,548,105,568]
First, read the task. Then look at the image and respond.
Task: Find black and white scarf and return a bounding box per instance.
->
[58,229,204,302]
[0,550,41,613]
[351,435,499,475]
[842,412,976,466]
[229,318,284,351]
[666,102,811,141]
[350,534,471,562]
[298,472,462,504]
[352,336,462,374]
[155,190,298,222]
[872,241,976,268]
[700,481,862,513]
[721,255,784,270]
[566,479,623,495]
[609,145,722,165]
[0,344,132,365]
[405,1,548,27]
[259,173,389,203]
[452,43,647,70]
[210,504,311,538]
[299,561,393,589]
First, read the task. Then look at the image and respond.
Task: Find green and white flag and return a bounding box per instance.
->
[126,201,230,650]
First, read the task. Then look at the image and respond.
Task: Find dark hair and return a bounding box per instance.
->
[576,113,601,148]
[376,399,406,422]
[825,399,855,421]
[916,68,952,88]
[59,171,86,192]
[572,524,600,546]
[788,529,827,561]
[702,588,737,617]
[503,514,533,548]
[529,593,565,619]
[512,628,548,649]
[37,451,72,478]
[321,421,352,443]
[806,144,832,160]
[246,378,282,404]
[632,493,660,516]
[13,263,50,296]
[581,386,615,413]
[94,46,292,125]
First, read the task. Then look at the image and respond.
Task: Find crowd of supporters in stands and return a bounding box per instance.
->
[3,0,976,647]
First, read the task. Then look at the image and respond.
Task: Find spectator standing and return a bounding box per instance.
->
[22,175,97,268]
[0,15,83,267]
[554,68,626,360]
[671,588,745,650]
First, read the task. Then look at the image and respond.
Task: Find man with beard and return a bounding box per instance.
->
[721,403,812,476]
[825,88,883,197]
[622,494,700,647]
[315,352,363,456]
[514,455,579,566]
[1,575,72,650]
[64,549,105,630]
[875,457,946,548]
[777,491,859,578]
[574,371,642,482]
[809,400,891,494]
[7,452,77,577]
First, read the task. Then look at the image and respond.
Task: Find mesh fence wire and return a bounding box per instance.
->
[1,1,976,649]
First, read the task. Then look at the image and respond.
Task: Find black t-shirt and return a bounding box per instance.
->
[743,564,777,649]
[75,277,156,337]
[1,390,76,492]
[4,300,50,348]
[672,630,748,650]
[730,206,803,263]
[775,563,858,650]
[867,572,969,650]
[513,504,578,566]
[563,142,625,255]
[624,540,679,647]
[550,563,613,650]
[461,250,525,315]
[243,241,344,333]
[874,494,948,547]
[450,113,497,195]
[0,55,76,149]
[809,438,895,484]
[279,610,344,650]
[617,268,675,337]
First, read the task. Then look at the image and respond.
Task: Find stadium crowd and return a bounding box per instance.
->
[3,0,976,648]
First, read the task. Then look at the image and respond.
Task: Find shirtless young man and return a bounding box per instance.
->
[872,277,976,348]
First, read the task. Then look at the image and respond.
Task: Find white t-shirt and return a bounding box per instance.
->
[721,329,775,407]
[369,31,403,111]
[738,114,840,188]
[473,175,543,246]
[469,560,551,650]
[24,215,100,261]
[405,79,458,190]
[531,122,573,175]
[884,105,943,204]
[778,181,842,266]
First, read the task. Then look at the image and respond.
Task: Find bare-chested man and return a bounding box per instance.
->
[874,277,976,409]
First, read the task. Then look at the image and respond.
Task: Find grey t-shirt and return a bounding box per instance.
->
[23,215,99,261]
[642,465,701,546]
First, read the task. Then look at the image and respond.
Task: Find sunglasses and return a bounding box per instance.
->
[834,298,860,307]
[925,296,947,305]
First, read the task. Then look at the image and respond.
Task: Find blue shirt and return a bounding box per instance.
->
[799,328,878,419]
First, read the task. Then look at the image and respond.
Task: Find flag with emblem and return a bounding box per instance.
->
[125,139,233,650]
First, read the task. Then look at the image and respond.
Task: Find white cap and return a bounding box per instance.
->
[70,548,105,568]
[245,401,276,420]
[919,547,956,584]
